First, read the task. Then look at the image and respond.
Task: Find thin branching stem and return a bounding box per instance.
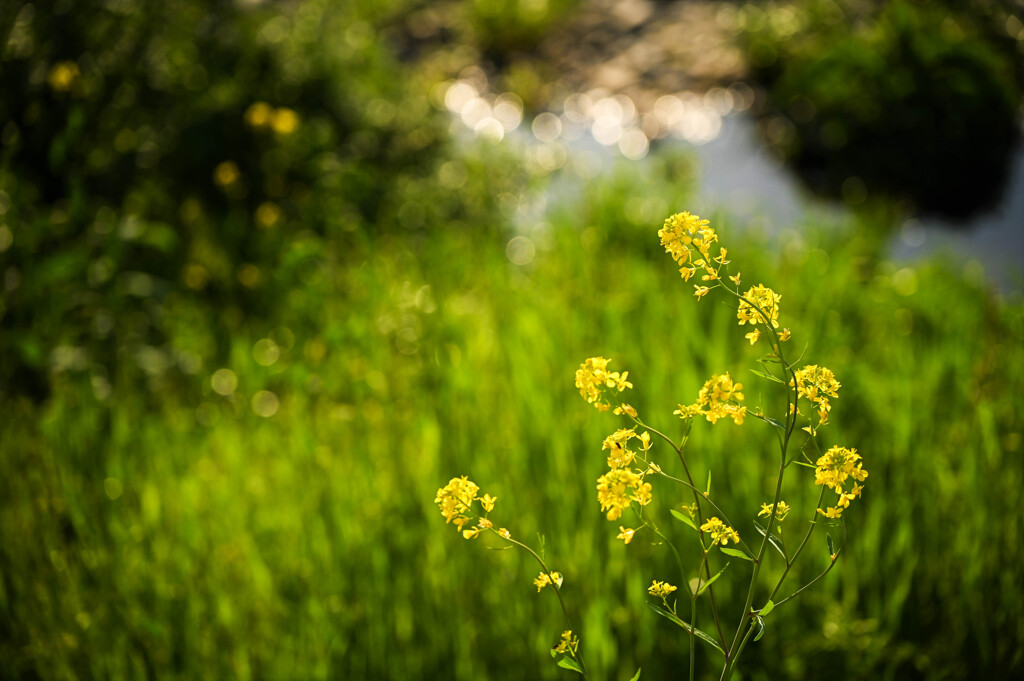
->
[500,533,590,680]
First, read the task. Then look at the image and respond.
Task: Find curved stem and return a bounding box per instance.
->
[500,533,590,680]
[767,486,827,603]
[773,521,847,609]
[632,414,728,649]
[650,467,754,557]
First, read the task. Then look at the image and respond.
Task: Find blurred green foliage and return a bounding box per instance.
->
[740,0,1023,218]
[1,1,1023,681]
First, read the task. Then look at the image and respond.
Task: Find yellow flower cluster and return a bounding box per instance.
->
[677,373,747,425]
[758,500,792,521]
[700,517,741,546]
[534,571,563,592]
[601,428,651,469]
[814,446,868,518]
[575,356,633,412]
[617,526,636,544]
[658,212,730,296]
[793,364,841,432]
[737,284,782,329]
[553,629,579,655]
[434,476,506,539]
[648,580,678,599]
[596,468,652,520]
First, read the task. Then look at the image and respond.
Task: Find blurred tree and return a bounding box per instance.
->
[0,0,448,401]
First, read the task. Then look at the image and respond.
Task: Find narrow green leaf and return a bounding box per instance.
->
[627,669,642,681]
[645,602,725,655]
[759,599,775,617]
[697,562,730,596]
[789,459,815,468]
[750,369,784,384]
[753,615,766,641]
[550,649,557,659]
[763,416,786,430]
[720,547,754,562]
[556,657,584,674]
[705,471,712,496]
[827,533,835,556]
[753,521,787,560]
[670,509,698,531]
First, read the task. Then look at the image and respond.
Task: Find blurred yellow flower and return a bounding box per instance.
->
[534,571,562,592]
[214,161,240,187]
[272,107,300,135]
[617,526,636,544]
[575,356,632,411]
[255,202,281,228]
[48,61,80,92]
[758,501,791,521]
[244,102,274,128]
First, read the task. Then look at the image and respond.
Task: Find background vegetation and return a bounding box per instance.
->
[1,1,1022,680]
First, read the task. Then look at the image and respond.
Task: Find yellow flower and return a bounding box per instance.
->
[694,285,710,299]
[694,372,746,425]
[463,527,481,539]
[659,213,721,281]
[575,357,633,411]
[613,403,638,417]
[498,528,511,539]
[745,329,761,345]
[617,526,636,544]
[479,494,497,513]
[779,328,791,342]
[793,365,841,405]
[596,468,650,520]
[758,501,791,521]
[700,517,740,546]
[729,273,742,286]
[673,403,703,420]
[737,284,782,328]
[648,580,678,599]
[554,630,578,654]
[534,571,563,592]
[603,428,638,469]
[477,518,493,529]
[814,446,868,515]
[817,506,843,519]
[435,476,480,524]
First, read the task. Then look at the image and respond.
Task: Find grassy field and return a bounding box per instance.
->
[2,133,1022,681]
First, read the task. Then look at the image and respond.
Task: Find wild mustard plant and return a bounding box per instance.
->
[435,212,869,681]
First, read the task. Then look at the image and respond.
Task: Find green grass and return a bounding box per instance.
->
[1,145,1023,680]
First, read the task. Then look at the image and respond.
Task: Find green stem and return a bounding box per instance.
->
[500,534,591,680]
[767,487,827,603]
[650,467,754,557]
[633,415,728,650]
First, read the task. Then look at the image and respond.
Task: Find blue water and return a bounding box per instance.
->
[685,114,1024,294]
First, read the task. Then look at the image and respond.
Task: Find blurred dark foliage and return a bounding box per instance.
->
[743,0,1023,220]
[0,0,451,402]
